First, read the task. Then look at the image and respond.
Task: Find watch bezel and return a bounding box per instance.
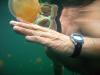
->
[70,33,84,45]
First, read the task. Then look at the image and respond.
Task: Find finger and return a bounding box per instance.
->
[13,26,55,38]
[13,26,33,36]
[10,20,34,29]
[32,31,54,38]
[10,20,49,32]
[25,36,53,46]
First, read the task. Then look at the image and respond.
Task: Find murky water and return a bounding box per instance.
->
[0,0,83,75]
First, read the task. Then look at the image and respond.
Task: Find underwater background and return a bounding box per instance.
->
[0,0,82,75]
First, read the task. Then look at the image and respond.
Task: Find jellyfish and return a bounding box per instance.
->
[8,0,58,29]
[8,0,41,23]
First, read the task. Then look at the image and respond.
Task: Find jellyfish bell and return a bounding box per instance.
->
[8,0,58,29]
[8,0,41,23]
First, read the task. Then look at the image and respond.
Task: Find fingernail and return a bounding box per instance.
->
[10,20,19,26]
[9,20,15,24]
[13,26,19,30]
[25,36,31,40]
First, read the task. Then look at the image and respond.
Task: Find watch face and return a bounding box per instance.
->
[71,33,84,44]
[74,35,83,41]
[70,33,84,57]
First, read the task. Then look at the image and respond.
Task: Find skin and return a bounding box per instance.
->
[10,0,100,75]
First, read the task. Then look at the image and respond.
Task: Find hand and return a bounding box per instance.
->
[10,21,74,56]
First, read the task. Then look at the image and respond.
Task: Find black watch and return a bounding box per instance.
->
[70,33,84,57]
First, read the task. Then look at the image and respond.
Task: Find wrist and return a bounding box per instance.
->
[63,36,75,56]
[70,33,84,57]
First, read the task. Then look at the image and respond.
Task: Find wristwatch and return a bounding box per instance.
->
[70,33,84,57]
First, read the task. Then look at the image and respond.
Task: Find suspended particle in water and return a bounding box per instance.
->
[29,59,34,63]
[35,57,43,65]
[50,64,53,67]
[7,54,12,58]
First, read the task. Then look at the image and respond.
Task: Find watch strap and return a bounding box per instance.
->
[71,43,82,57]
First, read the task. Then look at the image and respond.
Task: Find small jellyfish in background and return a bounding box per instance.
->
[35,57,43,65]
[0,60,4,69]
[0,60,4,74]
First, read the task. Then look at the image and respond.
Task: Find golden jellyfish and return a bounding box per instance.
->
[8,0,41,23]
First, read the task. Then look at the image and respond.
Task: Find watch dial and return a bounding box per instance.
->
[74,36,83,41]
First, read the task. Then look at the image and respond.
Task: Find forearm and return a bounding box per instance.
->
[81,37,100,58]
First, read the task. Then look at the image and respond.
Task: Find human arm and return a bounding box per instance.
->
[10,20,100,58]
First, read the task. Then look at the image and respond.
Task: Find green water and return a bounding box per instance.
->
[0,0,75,75]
